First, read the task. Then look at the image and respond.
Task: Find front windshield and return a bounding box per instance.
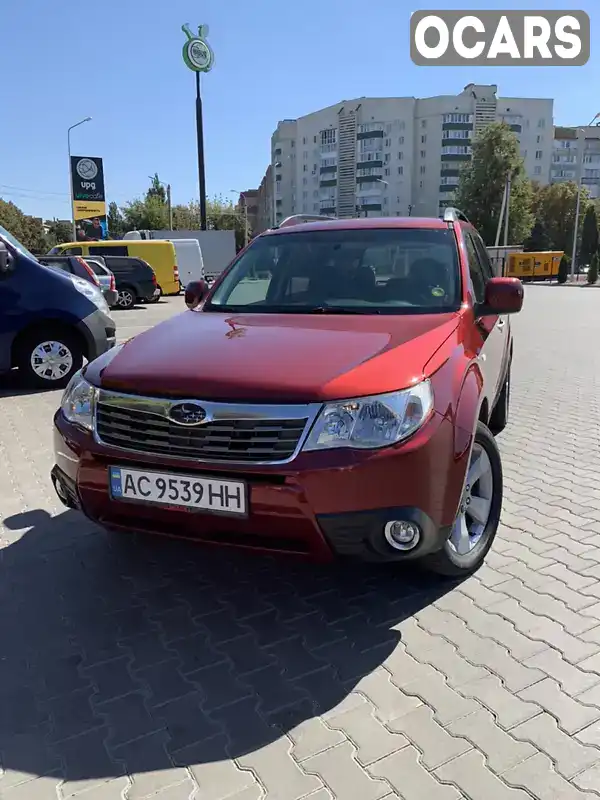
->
[0,223,38,262]
[206,227,461,314]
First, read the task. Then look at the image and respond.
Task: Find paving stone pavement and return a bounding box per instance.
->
[1,287,600,799]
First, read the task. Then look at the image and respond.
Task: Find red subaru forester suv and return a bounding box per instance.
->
[52,210,523,577]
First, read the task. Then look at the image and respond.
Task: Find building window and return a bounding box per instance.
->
[384,167,390,176]
[535,150,543,159]
[536,135,542,144]
[443,113,473,124]
[303,151,308,160]
[291,140,295,148]
[303,177,307,185]
[442,130,470,140]
[385,138,391,147]
[398,152,403,160]
[538,119,546,129]
[534,166,542,175]
[421,119,427,128]
[398,166,403,175]
[303,191,308,199]
[384,153,390,163]
[419,180,424,188]
[399,136,404,145]
[399,121,406,130]
[303,164,307,172]
[421,135,427,144]
[420,165,426,174]
[420,150,426,158]
[320,129,337,145]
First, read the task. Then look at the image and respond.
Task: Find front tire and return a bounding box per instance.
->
[16,328,84,390]
[422,422,503,577]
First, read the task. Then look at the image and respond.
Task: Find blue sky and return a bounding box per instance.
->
[2,0,597,220]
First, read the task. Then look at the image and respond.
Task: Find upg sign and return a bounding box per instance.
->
[410,11,590,66]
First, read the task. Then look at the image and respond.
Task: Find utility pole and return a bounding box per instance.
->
[166,183,173,230]
[503,173,512,247]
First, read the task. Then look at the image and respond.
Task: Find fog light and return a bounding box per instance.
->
[384,520,421,551]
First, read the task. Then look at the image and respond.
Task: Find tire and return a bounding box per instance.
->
[16,327,84,390]
[116,287,136,309]
[422,421,503,577]
[489,364,511,435]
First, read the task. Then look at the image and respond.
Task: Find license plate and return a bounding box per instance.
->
[109,467,247,516]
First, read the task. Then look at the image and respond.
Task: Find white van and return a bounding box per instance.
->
[123,232,204,286]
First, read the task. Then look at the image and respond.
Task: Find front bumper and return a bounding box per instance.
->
[52,409,467,562]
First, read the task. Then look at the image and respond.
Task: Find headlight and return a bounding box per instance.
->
[61,371,96,431]
[303,381,434,451]
[71,275,110,315]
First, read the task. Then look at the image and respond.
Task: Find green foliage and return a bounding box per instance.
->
[107,201,126,239]
[172,201,200,230]
[0,198,49,253]
[587,252,599,284]
[523,220,550,252]
[45,219,73,248]
[121,196,170,232]
[455,122,533,246]
[580,205,599,264]
[557,254,570,284]
[532,181,588,253]
[146,173,167,204]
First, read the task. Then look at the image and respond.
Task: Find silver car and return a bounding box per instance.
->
[82,257,118,308]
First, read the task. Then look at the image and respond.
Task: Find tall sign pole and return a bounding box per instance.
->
[181,23,214,231]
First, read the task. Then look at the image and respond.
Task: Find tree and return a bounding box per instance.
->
[557,254,570,284]
[454,122,533,246]
[580,205,599,265]
[146,173,166,204]
[107,201,126,239]
[172,202,200,230]
[46,219,72,248]
[121,196,169,232]
[531,181,588,254]
[587,252,599,284]
[0,198,51,253]
[523,220,550,252]
[206,195,249,251]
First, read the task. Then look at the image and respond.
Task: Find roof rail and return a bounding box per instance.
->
[273,214,336,230]
[443,207,471,224]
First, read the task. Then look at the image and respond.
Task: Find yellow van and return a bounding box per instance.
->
[49,240,180,296]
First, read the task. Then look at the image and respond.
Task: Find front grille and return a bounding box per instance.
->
[95,402,308,463]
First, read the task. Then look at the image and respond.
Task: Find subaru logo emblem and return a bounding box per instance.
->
[168,402,207,426]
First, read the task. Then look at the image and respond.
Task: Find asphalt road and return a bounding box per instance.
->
[2,287,600,799]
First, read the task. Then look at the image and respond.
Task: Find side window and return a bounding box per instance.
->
[89,245,129,257]
[63,246,82,255]
[464,233,486,304]
[471,233,495,280]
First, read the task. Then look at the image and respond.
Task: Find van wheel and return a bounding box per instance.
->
[147,285,162,303]
[117,287,136,309]
[422,422,503,577]
[16,328,84,390]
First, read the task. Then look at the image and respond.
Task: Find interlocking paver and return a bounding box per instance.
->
[6,290,600,799]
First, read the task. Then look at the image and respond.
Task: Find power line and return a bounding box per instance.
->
[0,183,70,197]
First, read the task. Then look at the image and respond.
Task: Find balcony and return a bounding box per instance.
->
[319,178,337,188]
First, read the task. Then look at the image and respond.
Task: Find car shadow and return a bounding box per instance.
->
[0,370,59,398]
[0,508,460,790]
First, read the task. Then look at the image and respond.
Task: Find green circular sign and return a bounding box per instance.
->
[181,23,214,73]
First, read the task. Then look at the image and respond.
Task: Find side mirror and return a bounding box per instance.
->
[480,277,524,316]
[185,279,209,310]
[0,243,10,273]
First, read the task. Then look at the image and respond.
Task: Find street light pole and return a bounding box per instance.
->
[67,116,92,241]
[571,114,600,279]
[149,176,173,230]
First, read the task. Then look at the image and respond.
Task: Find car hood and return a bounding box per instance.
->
[91,310,459,402]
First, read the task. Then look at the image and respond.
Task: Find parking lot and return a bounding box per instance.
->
[2,287,600,800]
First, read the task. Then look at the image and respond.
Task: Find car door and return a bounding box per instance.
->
[471,231,510,400]
[463,230,506,406]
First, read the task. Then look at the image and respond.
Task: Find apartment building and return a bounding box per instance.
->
[551,125,600,200]
[256,84,553,228]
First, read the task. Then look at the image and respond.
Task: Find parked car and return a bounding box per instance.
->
[99,256,160,309]
[80,256,119,308]
[51,209,523,577]
[38,254,102,289]
[49,240,180,297]
[0,225,115,390]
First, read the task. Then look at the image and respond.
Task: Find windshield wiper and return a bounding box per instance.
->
[304,305,381,315]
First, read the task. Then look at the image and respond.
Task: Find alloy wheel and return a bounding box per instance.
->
[448,443,494,556]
